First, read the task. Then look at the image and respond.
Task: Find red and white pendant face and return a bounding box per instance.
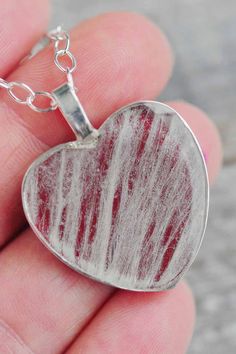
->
[22,101,209,291]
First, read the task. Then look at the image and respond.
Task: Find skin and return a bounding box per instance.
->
[0,1,222,353]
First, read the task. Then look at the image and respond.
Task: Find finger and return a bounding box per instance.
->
[0,0,49,77]
[0,12,173,247]
[0,229,113,354]
[66,282,195,354]
[166,100,222,184]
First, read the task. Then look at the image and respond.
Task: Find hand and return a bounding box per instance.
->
[0,1,222,353]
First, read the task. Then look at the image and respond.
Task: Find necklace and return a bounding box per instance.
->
[0,27,209,291]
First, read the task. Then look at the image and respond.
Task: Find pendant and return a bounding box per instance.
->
[22,82,209,291]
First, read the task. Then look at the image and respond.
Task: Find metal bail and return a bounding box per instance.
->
[52,83,99,140]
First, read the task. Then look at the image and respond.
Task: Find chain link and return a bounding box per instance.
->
[0,26,77,113]
[54,32,70,52]
[8,82,35,105]
[0,78,10,89]
[27,91,58,113]
[54,50,77,73]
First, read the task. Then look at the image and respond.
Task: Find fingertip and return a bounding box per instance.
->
[169,281,196,345]
[168,281,196,353]
[96,11,175,80]
[124,281,196,354]
[68,281,195,354]
[167,100,223,185]
[0,0,50,76]
[122,281,196,354]
[72,11,174,124]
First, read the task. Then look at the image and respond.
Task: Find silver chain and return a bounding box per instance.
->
[0,26,77,113]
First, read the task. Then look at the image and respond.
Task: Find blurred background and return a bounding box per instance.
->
[52,1,236,353]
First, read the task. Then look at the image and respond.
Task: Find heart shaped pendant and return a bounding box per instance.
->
[22,83,209,291]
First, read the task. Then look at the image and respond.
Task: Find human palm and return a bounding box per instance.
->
[0,1,222,353]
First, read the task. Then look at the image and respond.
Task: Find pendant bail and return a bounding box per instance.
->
[52,83,99,140]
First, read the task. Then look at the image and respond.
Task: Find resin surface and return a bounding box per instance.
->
[22,102,209,291]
